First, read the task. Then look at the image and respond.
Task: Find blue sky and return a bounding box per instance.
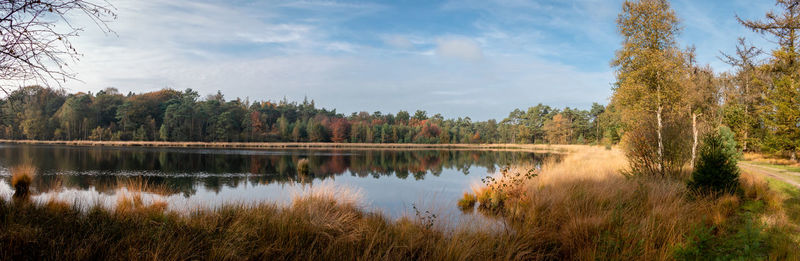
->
[57,0,776,120]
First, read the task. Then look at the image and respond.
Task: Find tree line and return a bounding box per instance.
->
[0,86,608,144]
[607,0,800,178]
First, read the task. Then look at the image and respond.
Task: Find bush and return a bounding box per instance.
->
[689,126,740,194]
[622,113,692,178]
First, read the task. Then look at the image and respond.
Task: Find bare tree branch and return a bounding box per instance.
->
[0,0,116,92]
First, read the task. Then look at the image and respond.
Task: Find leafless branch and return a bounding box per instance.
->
[0,0,116,92]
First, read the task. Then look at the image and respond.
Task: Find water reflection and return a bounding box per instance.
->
[0,144,554,216]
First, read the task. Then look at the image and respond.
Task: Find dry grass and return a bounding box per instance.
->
[744,152,800,166]
[510,147,711,259]
[0,180,539,260]
[10,165,36,198]
[739,171,782,210]
[466,146,797,260]
[457,192,477,212]
[1,146,796,259]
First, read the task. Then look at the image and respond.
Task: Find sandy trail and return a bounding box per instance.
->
[740,162,800,189]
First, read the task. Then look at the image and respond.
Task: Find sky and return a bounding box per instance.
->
[37,0,780,120]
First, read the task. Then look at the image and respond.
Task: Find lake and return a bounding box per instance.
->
[0,144,554,217]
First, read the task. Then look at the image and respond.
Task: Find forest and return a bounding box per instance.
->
[0,86,608,145]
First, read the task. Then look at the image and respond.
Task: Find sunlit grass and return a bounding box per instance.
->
[743,153,800,171]
[467,146,799,260]
[1,145,798,259]
[456,192,476,212]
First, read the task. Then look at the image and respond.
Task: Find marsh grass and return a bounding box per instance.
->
[457,193,476,212]
[0,181,546,260]
[1,146,797,260]
[10,165,36,198]
[469,146,799,260]
[109,178,173,216]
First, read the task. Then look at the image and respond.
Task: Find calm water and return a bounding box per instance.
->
[0,144,553,217]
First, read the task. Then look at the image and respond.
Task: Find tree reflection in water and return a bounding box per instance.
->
[0,145,555,199]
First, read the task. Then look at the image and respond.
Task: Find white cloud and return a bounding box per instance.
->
[43,0,621,120]
[435,37,484,61]
[382,35,414,49]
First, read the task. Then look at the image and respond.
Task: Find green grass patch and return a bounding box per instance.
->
[673,179,800,260]
[673,200,771,260]
[764,177,800,226]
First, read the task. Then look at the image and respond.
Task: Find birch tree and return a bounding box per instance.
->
[611,0,689,177]
[684,47,720,166]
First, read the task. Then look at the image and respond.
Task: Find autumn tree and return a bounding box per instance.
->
[329,118,350,143]
[543,113,572,144]
[56,93,93,140]
[684,48,720,165]
[612,0,690,177]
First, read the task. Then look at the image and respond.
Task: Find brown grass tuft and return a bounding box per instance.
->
[457,193,477,212]
[10,165,36,198]
[740,171,782,210]
[114,178,171,215]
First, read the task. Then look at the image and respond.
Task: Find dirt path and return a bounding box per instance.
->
[740,162,800,189]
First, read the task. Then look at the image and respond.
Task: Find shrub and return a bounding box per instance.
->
[689,126,740,194]
[622,114,692,178]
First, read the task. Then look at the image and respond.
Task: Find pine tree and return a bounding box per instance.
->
[738,0,800,160]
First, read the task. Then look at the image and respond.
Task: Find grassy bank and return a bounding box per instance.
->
[0,185,537,260]
[464,147,799,260]
[0,139,583,153]
[1,146,798,260]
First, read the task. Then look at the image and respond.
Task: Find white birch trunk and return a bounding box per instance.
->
[691,112,698,167]
[657,104,664,175]
[656,75,664,176]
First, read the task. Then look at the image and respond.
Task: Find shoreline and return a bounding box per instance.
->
[0,139,587,153]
